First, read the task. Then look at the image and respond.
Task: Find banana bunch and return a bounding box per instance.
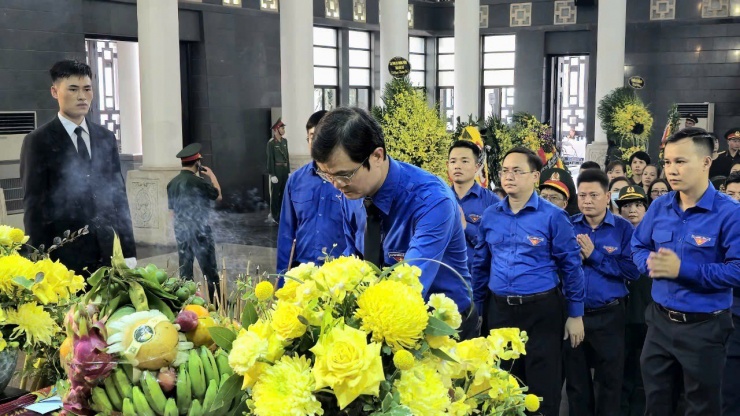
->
[90,347,241,416]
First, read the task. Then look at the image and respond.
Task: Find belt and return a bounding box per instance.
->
[492,288,557,306]
[585,298,621,314]
[657,304,729,324]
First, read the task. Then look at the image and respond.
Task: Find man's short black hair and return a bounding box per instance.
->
[503,147,543,172]
[311,107,386,168]
[628,151,651,165]
[580,161,601,171]
[306,110,328,132]
[448,140,481,160]
[664,127,714,156]
[606,160,627,172]
[725,172,740,187]
[577,167,610,191]
[50,60,92,84]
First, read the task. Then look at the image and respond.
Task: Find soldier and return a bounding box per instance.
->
[684,113,698,128]
[710,128,740,178]
[539,173,570,211]
[266,117,290,224]
[167,143,222,301]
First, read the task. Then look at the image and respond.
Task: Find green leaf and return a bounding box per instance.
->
[297,315,310,326]
[12,276,34,290]
[241,301,258,328]
[226,395,248,416]
[430,348,458,363]
[111,232,127,270]
[382,392,393,412]
[87,266,107,288]
[424,316,457,337]
[209,373,243,413]
[209,327,237,352]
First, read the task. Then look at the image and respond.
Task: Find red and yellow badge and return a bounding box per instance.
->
[468,214,481,223]
[691,235,712,246]
[388,252,405,262]
[527,236,544,246]
[604,246,618,254]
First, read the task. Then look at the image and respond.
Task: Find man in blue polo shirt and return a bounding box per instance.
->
[276,110,365,280]
[311,107,478,340]
[447,140,500,294]
[472,146,585,416]
[632,127,740,415]
[567,168,640,416]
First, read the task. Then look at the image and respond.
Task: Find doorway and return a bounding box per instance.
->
[549,55,589,176]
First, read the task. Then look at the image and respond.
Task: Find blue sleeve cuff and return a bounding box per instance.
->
[678,260,701,281]
[464,225,478,243]
[567,301,584,318]
[587,249,604,265]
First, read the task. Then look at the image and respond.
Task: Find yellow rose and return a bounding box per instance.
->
[311,325,385,409]
[271,301,307,340]
[229,328,268,376]
[248,320,285,362]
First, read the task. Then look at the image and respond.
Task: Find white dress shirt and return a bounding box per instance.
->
[58,113,91,158]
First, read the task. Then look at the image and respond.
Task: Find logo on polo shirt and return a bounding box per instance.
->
[604,246,618,254]
[468,214,481,223]
[692,235,711,246]
[388,252,406,262]
[527,236,544,246]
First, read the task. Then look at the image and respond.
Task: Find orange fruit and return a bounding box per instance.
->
[183,305,209,318]
[185,316,216,347]
[60,337,73,370]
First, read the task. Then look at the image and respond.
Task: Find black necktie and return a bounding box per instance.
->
[364,198,384,267]
[75,126,90,161]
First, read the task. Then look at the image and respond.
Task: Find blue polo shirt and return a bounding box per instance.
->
[277,162,365,277]
[454,182,501,272]
[632,183,740,313]
[343,157,472,311]
[472,192,585,317]
[571,210,640,309]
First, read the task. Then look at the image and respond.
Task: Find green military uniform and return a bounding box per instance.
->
[167,143,219,300]
[266,118,290,222]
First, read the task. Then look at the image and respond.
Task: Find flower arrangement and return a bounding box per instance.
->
[225,256,540,415]
[0,225,85,388]
[597,87,653,163]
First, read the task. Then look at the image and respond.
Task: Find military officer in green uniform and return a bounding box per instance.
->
[266,118,290,223]
[167,143,222,301]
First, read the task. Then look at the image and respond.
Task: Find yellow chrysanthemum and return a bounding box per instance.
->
[5,302,58,347]
[0,254,35,295]
[0,225,28,247]
[254,281,274,302]
[393,349,415,371]
[30,258,85,304]
[524,394,541,412]
[387,263,423,293]
[271,301,307,340]
[229,328,269,378]
[311,325,385,410]
[313,256,375,300]
[428,293,462,330]
[248,320,285,362]
[285,262,319,282]
[355,280,428,350]
[395,361,451,416]
[252,355,323,416]
[486,328,527,361]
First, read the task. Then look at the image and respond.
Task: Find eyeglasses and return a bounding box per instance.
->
[729,138,740,143]
[498,170,533,179]
[540,193,565,203]
[316,156,369,185]
[650,189,668,196]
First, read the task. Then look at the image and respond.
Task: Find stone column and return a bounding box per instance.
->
[588,0,627,163]
[379,0,409,91]
[126,0,184,246]
[117,41,142,156]
[280,0,314,167]
[454,0,480,122]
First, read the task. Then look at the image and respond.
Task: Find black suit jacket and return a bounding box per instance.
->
[20,116,136,273]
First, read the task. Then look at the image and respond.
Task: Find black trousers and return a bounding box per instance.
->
[565,301,625,416]
[620,323,647,416]
[641,303,733,416]
[487,290,564,416]
[176,228,219,302]
[722,314,740,416]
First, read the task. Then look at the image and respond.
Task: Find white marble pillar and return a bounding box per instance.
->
[454,0,480,122]
[379,0,409,91]
[588,0,627,162]
[126,0,183,245]
[280,0,314,166]
[117,41,142,156]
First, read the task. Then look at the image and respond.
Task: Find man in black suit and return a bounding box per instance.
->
[20,60,136,274]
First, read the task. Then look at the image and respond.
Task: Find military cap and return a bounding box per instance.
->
[540,168,576,199]
[616,185,647,208]
[725,128,740,141]
[686,114,698,124]
[540,178,570,200]
[271,117,286,131]
[176,143,202,162]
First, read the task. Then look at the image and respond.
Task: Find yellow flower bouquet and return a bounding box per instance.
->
[0,225,85,389]
[221,257,540,415]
